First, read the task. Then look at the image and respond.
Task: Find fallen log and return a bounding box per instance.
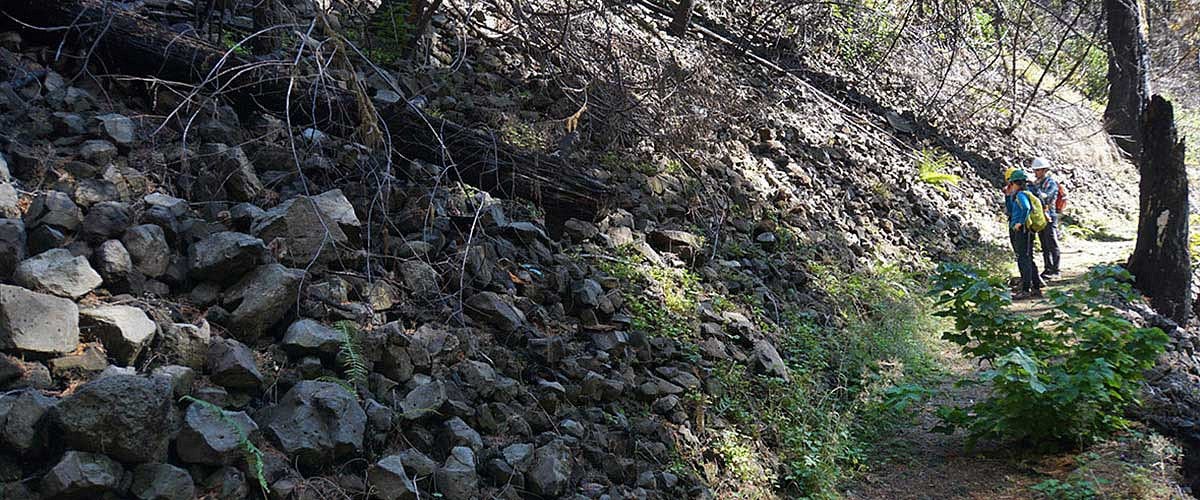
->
[0,0,608,220]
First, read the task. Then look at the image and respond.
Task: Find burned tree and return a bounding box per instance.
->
[1103,0,1151,158]
[1128,95,1190,324]
[671,0,697,36]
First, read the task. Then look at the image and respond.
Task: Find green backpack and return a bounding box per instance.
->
[1021,190,1048,232]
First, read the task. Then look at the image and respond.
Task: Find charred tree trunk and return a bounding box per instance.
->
[1128,95,1190,324]
[0,0,607,220]
[1103,0,1151,159]
[670,0,696,36]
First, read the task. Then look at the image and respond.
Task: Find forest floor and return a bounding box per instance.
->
[843,235,1194,499]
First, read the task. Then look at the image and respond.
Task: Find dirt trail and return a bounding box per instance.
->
[843,236,1135,500]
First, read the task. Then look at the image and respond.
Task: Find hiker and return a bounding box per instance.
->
[1005,168,1042,299]
[1031,157,1061,279]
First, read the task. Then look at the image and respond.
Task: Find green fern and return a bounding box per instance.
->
[180,396,269,494]
[916,149,961,193]
[334,320,368,386]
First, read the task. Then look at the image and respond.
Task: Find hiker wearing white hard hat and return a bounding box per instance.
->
[1030,157,1064,280]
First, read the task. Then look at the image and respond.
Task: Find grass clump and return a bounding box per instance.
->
[930,264,1168,448]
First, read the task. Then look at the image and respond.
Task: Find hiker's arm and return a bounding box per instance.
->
[1010,193,1030,230]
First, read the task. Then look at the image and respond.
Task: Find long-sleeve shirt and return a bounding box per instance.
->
[1006,191,1032,230]
[1035,176,1059,220]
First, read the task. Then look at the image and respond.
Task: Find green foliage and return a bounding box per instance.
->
[930,264,1169,447]
[916,149,961,194]
[501,122,542,150]
[334,320,368,386]
[596,247,702,340]
[181,396,269,494]
[361,2,413,65]
[1032,478,1100,500]
[1035,37,1109,103]
[221,33,251,57]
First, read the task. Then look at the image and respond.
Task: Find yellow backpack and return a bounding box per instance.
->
[1021,191,1048,232]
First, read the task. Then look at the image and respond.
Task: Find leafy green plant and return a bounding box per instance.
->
[916,149,961,194]
[930,264,1168,448]
[1032,478,1100,500]
[359,2,413,65]
[334,320,368,386]
[181,396,269,494]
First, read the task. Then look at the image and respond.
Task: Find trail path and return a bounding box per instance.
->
[843,237,1135,500]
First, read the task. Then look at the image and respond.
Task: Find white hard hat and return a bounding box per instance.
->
[1031,157,1052,170]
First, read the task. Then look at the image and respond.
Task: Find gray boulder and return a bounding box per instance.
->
[436,446,479,500]
[130,463,194,500]
[399,260,440,299]
[0,284,79,355]
[0,219,25,278]
[281,319,344,358]
[221,263,303,341]
[198,144,262,202]
[400,379,446,420]
[96,113,136,145]
[40,451,125,500]
[51,375,173,463]
[80,305,157,365]
[367,455,417,500]
[187,231,266,282]
[13,248,102,298]
[647,229,703,262]
[259,380,366,469]
[177,401,259,465]
[80,201,131,243]
[465,292,525,332]
[0,389,56,455]
[528,439,572,497]
[122,224,170,277]
[93,239,141,294]
[23,191,81,231]
[206,337,263,391]
[251,190,355,266]
[0,183,18,219]
[752,339,790,381]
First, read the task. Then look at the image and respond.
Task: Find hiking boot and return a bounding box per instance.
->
[1031,288,1044,298]
[1013,290,1033,300]
[1040,271,1060,280]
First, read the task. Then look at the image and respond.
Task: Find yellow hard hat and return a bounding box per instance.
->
[1004,167,1017,182]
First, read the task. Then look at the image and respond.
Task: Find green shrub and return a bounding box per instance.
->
[916,149,961,194]
[930,264,1168,448]
[1032,478,1100,500]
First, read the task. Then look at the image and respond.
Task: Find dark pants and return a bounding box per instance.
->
[1038,218,1060,274]
[1011,228,1040,292]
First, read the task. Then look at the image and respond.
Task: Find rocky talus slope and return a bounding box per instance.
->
[0,3,1196,499]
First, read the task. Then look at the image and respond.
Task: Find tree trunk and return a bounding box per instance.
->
[1128,95,1190,324]
[0,0,607,220]
[1103,0,1151,159]
[670,0,696,36]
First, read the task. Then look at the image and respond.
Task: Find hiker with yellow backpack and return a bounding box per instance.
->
[1004,168,1048,299]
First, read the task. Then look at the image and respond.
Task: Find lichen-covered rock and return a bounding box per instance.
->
[13,248,102,298]
[80,305,157,365]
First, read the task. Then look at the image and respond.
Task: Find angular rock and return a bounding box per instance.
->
[130,463,194,500]
[441,416,483,452]
[199,144,262,202]
[156,320,211,369]
[647,229,703,262]
[52,375,173,463]
[251,191,351,266]
[122,224,170,277]
[399,260,440,299]
[367,455,418,500]
[436,446,478,500]
[206,337,263,391]
[0,389,56,455]
[40,451,125,500]
[151,364,195,399]
[0,284,79,354]
[177,400,259,465]
[26,224,65,256]
[79,139,117,163]
[50,343,109,380]
[282,319,344,358]
[96,113,136,145]
[221,263,304,341]
[80,201,132,243]
[23,191,81,231]
[528,439,572,497]
[399,379,446,420]
[93,239,141,294]
[752,339,789,380]
[0,183,19,219]
[0,219,26,278]
[187,231,266,282]
[13,248,102,298]
[465,292,525,332]
[73,178,121,208]
[80,305,157,365]
[259,380,366,469]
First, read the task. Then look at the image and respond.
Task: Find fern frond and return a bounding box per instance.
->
[180,396,270,494]
[334,320,369,386]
